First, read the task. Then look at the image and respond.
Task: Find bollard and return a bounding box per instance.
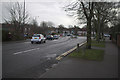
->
[77,43,79,53]
[77,43,79,48]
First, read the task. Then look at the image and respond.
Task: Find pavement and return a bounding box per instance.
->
[40,38,119,78]
[2,36,86,78]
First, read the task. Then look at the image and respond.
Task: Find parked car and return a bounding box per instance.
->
[104,34,110,37]
[46,35,54,40]
[71,35,77,38]
[67,34,71,36]
[31,34,46,44]
[53,35,59,39]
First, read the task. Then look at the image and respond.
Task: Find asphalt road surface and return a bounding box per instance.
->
[2,36,86,78]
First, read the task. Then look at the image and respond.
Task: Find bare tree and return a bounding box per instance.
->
[31,18,38,34]
[73,25,80,35]
[5,2,29,40]
[65,0,94,49]
[47,21,55,27]
[39,21,49,35]
[58,24,65,33]
[32,18,38,27]
[93,2,118,42]
[65,1,119,48]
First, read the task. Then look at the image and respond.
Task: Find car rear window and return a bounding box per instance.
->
[33,34,40,37]
[47,35,51,37]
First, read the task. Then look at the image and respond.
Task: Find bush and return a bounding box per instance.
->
[12,33,24,41]
[2,30,9,41]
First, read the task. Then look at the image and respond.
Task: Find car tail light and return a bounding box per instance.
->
[39,37,41,39]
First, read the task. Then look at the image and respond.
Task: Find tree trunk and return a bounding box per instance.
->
[86,19,91,49]
[97,10,100,43]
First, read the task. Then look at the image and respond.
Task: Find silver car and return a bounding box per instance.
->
[31,34,46,44]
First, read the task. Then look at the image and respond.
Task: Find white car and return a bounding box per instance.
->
[104,34,110,37]
[31,34,46,44]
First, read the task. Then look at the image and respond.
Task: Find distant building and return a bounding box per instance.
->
[77,27,87,36]
[63,30,70,36]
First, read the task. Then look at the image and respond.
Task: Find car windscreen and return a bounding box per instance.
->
[33,34,40,37]
[47,35,51,37]
[54,35,57,37]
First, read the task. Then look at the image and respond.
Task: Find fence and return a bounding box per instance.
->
[112,33,120,47]
[117,34,120,47]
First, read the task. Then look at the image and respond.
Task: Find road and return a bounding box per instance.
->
[2,36,86,78]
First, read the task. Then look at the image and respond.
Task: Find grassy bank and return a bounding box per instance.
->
[69,40,105,61]
[69,49,104,61]
[91,40,105,47]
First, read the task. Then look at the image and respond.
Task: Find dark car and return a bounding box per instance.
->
[53,35,59,39]
[67,34,71,36]
[71,35,77,38]
[46,35,54,40]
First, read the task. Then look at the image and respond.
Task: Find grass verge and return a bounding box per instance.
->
[69,49,104,61]
[91,40,105,47]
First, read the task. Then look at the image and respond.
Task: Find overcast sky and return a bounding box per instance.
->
[1,0,119,28]
[1,0,86,28]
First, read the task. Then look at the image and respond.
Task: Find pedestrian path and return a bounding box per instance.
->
[40,39,118,78]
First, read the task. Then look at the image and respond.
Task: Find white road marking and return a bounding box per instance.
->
[24,42,30,43]
[46,54,57,58]
[36,48,40,49]
[14,52,23,55]
[13,48,40,55]
[53,40,58,41]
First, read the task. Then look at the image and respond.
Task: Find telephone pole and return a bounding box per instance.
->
[23,0,25,36]
[23,0,25,24]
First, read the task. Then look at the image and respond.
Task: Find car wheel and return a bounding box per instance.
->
[31,41,33,44]
[39,41,41,44]
[44,40,46,43]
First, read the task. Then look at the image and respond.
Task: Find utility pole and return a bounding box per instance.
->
[23,0,25,24]
[23,0,25,36]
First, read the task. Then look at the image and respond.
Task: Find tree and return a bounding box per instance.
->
[73,25,80,35]
[5,2,29,40]
[68,25,73,34]
[65,1,94,49]
[58,24,65,33]
[32,18,38,27]
[31,18,38,34]
[93,2,118,42]
[40,21,49,35]
[47,21,55,27]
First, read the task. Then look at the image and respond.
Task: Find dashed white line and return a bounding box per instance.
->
[24,42,30,43]
[14,52,23,55]
[53,40,58,41]
[13,48,40,55]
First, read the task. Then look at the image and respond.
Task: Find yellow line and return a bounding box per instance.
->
[56,41,87,61]
[56,56,62,60]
